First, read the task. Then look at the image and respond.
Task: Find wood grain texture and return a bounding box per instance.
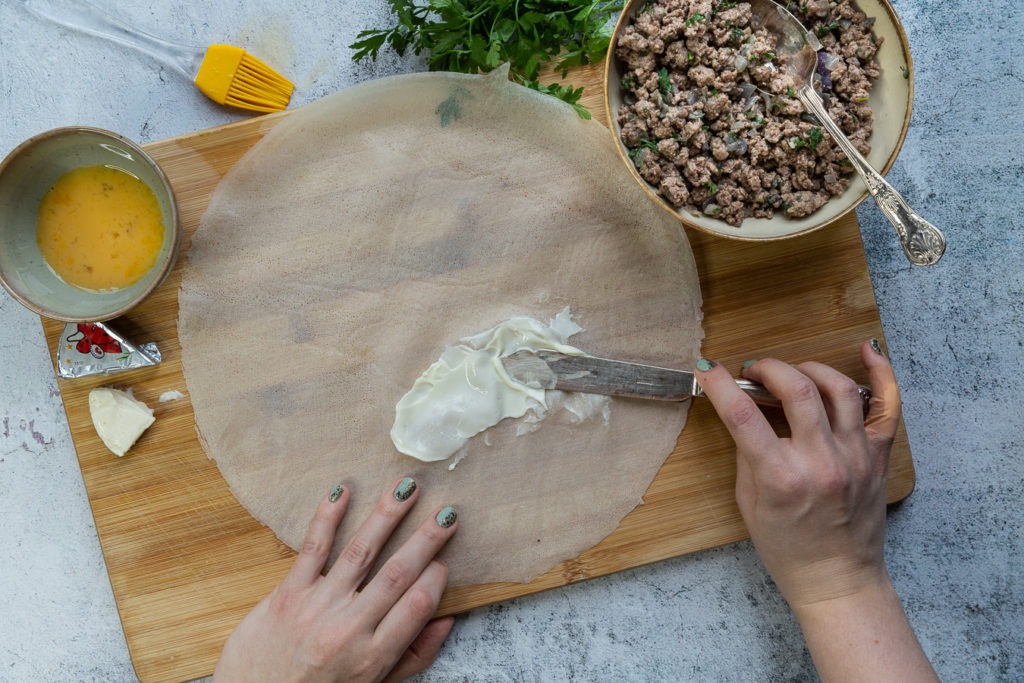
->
[41,62,913,683]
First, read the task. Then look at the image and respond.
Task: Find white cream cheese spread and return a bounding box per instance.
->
[390,308,605,465]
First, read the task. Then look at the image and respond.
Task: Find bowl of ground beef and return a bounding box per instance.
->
[605,0,913,240]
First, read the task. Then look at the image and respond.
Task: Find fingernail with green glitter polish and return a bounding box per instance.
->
[870,338,884,355]
[329,483,344,503]
[696,358,715,372]
[393,477,417,502]
[742,359,758,369]
[436,506,457,528]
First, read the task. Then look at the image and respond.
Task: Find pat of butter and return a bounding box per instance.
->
[391,308,588,463]
[88,387,155,457]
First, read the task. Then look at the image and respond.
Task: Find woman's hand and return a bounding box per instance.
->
[696,341,938,682]
[214,477,458,683]
[696,341,898,607]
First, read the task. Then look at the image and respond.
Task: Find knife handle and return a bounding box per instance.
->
[732,379,872,415]
[734,378,781,407]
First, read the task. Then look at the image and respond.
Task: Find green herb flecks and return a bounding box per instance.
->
[658,67,672,97]
[628,138,662,160]
[350,0,624,119]
[788,126,825,151]
[807,126,824,149]
[816,22,843,38]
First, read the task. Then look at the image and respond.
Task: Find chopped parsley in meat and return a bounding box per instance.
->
[615,0,881,225]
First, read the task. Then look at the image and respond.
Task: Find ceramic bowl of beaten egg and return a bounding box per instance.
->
[0,126,180,322]
[604,0,913,241]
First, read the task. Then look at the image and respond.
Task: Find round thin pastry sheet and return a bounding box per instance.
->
[179,68,704,586]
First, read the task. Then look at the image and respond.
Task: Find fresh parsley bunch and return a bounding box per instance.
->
[350,0,623,118]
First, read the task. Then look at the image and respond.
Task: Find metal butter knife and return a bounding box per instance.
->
[502,351,872,412]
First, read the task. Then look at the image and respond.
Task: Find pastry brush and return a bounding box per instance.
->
[21,0,293,113]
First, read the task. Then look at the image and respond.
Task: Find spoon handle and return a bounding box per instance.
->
[797,88,946,266]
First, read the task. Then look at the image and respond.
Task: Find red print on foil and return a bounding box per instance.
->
[66,324,122,359]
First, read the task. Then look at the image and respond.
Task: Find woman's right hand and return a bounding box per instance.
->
[695,341,898,607]
[695,341,938,682]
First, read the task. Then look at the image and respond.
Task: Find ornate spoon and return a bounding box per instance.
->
[750,0,946,266]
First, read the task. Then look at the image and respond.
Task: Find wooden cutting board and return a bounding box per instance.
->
[42,61,914,683]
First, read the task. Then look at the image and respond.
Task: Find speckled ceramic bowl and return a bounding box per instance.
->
[604,0,913,241]
[0,127,180,322]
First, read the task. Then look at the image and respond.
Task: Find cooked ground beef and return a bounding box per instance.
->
[616,0,882,226]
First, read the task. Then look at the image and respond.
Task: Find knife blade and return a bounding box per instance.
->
[501,350,872,412]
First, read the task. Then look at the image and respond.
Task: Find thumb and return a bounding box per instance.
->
[861,338,901,442]
[382,616,455,683]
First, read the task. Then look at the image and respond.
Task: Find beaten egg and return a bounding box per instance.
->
[37,164,166,291]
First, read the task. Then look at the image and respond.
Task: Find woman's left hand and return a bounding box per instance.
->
[214,476,457,682]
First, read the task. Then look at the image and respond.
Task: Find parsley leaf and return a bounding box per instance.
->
[658,67,672,97]
[807,126,824,149]
[816,22,843,37]
[350,0,624,119]
[628,138,661,160]
[788,127,825,151]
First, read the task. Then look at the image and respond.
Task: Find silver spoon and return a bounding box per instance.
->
[749,0,946,266]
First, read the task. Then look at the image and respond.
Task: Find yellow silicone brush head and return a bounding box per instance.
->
[194,44,294,113]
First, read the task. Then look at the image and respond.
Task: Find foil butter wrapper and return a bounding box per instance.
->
[56,322,161,379]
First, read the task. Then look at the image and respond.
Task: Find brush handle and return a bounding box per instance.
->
[20,0,205,79]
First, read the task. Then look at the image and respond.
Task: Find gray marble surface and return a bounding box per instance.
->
[1,0,1021,680]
